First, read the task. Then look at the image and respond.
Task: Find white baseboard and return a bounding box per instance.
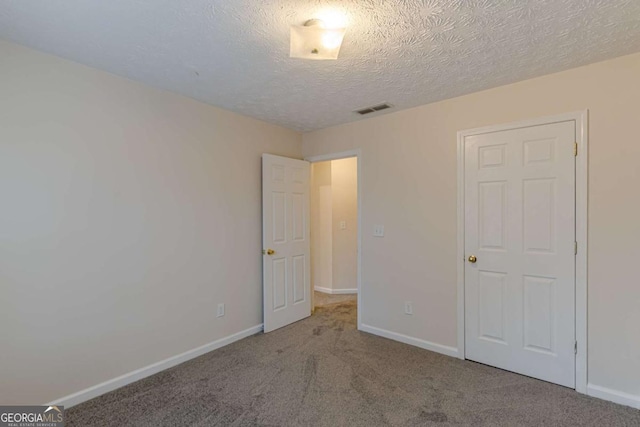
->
[360,323,459,358]
[314,286,357,295]
[46,324,263,408]
[587,383,640,409]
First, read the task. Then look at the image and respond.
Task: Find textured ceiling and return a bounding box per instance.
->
[1,1,640,132]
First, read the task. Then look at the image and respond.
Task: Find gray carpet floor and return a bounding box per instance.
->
[313,291,357,308]
[67,294,639,426]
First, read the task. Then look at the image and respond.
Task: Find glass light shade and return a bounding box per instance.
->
[290,25,346,60]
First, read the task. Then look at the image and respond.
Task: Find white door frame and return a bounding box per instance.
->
[456,111,588,393]
[305,149,363,330]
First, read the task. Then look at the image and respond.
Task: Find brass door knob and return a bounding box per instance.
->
[468,255,477,263]
[263,249,275,255]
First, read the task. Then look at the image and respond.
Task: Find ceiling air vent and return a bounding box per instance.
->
[355,103,393,115]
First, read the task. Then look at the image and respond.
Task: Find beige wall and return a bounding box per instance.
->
[331,158,358,291]
[0,41,301,404]
[303,53,640,400]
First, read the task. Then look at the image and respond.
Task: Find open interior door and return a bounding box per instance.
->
[262,154,311,332]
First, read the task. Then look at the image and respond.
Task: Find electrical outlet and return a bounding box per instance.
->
[217,303,225,318]
[404,301,413,315]
[373,225,385,237]
[340,221,347,230]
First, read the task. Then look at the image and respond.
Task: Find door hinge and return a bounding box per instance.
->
[575,241,578,255]
[574,341,578,355]
[574,142,578,156]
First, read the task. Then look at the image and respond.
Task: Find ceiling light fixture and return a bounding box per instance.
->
[290,19,346,60]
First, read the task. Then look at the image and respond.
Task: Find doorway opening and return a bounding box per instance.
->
[309,156,358,314]
[261,150,361,333]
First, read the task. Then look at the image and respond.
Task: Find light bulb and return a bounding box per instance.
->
[317,10,348,29]
[321,31,343,49]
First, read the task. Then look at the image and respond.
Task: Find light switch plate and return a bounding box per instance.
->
[404,301,413,315]
[373,225,385,237]
[340,221,347,230]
